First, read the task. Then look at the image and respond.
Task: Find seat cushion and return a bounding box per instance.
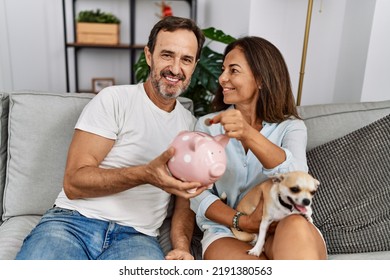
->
[307,114,390,255]
[0,215,41,259]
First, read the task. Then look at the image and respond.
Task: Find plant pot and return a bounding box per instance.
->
[76,22,120,45]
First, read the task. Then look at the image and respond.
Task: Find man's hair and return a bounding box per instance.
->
[147,16,205,61]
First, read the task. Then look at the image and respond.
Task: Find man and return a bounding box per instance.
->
[15,16,206,260]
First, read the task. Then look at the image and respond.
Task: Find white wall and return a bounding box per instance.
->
[247,0,383,105]
[197,0,250,52]
[0,0,13,91]
[332,0,376,103]
[249,0,313,103]
[0,0,388,105]
[0,0,65,92]
[361,0,390,102]
[300,0,348,105]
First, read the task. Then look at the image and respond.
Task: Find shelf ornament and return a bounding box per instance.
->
[156,1,173,18]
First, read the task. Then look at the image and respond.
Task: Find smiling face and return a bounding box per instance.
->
[145,29,198,100]
[219,47,260,107]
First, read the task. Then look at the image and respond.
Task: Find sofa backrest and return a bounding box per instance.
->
[1,92,95,220]
[0,93,9,222]
[298,100,390,151]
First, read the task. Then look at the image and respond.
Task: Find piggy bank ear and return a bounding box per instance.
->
[214,134,229,148]
[189,136,204,152]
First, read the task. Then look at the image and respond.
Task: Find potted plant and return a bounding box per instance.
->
[134,27,236,116]
[76,9,121,45]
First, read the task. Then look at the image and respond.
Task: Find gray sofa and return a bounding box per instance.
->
[0,91,389,260]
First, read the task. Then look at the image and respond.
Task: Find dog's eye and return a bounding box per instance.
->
[290,186,300,193]
[310,190,317,195]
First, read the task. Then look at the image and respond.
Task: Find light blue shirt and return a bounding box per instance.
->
[190,108,308,231]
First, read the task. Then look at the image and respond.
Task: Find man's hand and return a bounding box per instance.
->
[165,249,194,260]
[144,147,207,199]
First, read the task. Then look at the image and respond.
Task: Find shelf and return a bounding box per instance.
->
[62,0,196,92]
[66,42,145,49]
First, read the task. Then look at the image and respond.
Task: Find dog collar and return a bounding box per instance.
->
[278,195,293,212]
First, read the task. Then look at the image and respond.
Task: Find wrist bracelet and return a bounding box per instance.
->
[232,211,245,231]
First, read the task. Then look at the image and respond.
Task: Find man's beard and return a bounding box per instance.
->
[150,68,190,100]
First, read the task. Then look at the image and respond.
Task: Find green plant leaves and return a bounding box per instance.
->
[202,27,236,44]
[134,52,148,83]
[77,9,121,24]
[182,46,223,116]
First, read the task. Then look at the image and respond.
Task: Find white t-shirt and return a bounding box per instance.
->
[55,83,196,236]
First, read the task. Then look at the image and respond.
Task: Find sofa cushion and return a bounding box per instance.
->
[0,93,9,221]
[298,100,390,151]
[2,92,95,219]
[0,215,41,259]
[307,114,390,255]
[328,251,390,260]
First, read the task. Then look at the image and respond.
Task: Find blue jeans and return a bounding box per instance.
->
[15,207,165,260]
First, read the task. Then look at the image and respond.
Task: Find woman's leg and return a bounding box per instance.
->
[264,215,327,260]
[204,237,267,260]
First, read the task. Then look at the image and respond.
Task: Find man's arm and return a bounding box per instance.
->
[63,130,204,199]
[165,196,195,260]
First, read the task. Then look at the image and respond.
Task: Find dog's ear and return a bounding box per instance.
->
[271,173,284,183]
[314,179,320,189]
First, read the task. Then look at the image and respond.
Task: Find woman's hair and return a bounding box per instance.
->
[147,16,205,61]
[211,36,300,122]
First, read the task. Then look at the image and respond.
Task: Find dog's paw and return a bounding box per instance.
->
[247,248,261,257]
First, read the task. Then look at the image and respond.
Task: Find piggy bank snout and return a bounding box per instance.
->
[209,163,226,178]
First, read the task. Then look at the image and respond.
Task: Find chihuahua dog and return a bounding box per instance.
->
[231,171,320,257]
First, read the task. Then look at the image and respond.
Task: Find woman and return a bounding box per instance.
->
[190,36,327,260]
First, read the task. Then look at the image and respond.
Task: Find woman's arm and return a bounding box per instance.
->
[205,199,262,233]
[210,109,286,169]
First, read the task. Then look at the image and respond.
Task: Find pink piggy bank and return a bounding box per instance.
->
[168,131,229,193]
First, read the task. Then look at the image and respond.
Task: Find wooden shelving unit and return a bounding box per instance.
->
[62,0,196,92]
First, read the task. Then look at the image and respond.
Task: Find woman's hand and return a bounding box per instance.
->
[240,198,277,235]
[239,198,264,233]
[211,109,252,141]
[210,109,285,169]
